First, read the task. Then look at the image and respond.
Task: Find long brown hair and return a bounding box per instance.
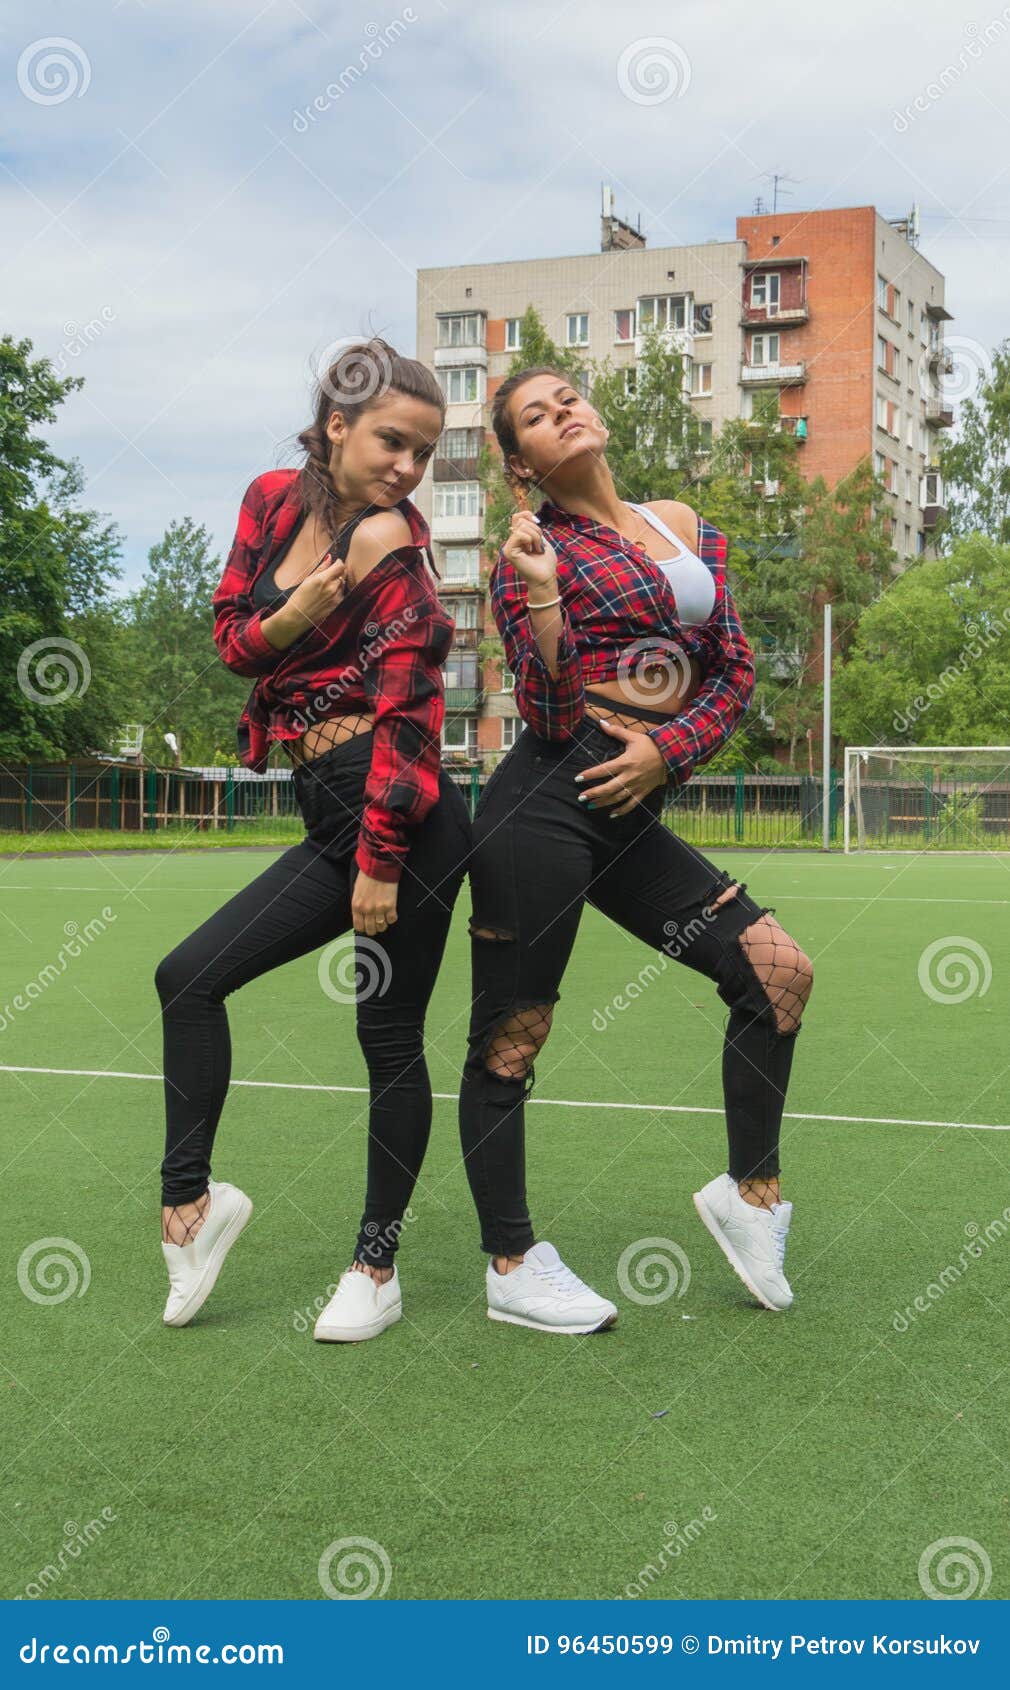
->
[297,336,445,541]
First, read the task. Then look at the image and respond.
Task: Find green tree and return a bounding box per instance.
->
[833,533,1010,746]
[121,517,251,766]
[0,335,126,761]
[938,338,1010,546]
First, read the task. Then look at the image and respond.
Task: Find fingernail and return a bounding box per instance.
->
[577,793,589,802]
[574,774,584,783]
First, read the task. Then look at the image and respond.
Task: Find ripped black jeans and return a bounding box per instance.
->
[458,716,811,1258]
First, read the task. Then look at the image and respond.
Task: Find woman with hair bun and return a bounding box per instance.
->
[458,366,815,1335]
[154,338,471,1343]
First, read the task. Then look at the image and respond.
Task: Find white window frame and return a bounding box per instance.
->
[442,546,480,585]
[440,366,483,404]
[500,716,518,749]
[505,318,522,351]
[750,332,780,367]
[436,313,483,348]
[433,481,482,520]
[613,308,635,343]
[566,312,590,346]
[751,272,780,312]
[691,362,713,395]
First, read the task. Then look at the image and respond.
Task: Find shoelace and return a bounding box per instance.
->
[768,1219,789,1271]
[532,1260,589,1298]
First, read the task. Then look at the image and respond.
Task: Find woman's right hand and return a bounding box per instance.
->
[286,556,348,630]
[501,511,559,594]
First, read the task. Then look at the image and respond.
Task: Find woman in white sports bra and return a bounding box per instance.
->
[456,366,815,1338]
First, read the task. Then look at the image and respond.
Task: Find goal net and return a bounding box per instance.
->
[843,747,1010,852]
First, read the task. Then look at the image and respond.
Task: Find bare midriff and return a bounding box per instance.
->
[580,651,703,735]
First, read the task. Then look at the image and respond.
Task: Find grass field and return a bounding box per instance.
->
[2,843,1009,1603]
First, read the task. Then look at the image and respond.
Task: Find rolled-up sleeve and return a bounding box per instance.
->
[490,551,584,740]
[212,478,286,677]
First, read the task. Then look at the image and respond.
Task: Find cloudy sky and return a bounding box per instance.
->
[3,0,1007,592]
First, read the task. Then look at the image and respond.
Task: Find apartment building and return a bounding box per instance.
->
[415,196,952,768]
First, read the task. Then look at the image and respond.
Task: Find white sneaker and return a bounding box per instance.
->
[314,1266,402,1342]
[692,1172,793,1311]
[161,1179,253,1327]
[486,1241,618,1334]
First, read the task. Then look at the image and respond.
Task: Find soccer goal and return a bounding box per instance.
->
[843,747,1010,852]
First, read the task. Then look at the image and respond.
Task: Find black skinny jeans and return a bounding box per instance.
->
[459,716,803,1258]
[156,730,471,1266]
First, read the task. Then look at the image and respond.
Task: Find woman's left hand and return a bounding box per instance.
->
[574,719,668,816]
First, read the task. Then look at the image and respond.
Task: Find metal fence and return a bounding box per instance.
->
[1,760,838,848]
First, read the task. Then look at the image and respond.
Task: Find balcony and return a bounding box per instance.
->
[922,502,946,530]
[925,397,954,428]
[741,303,809,328]
[434,344,487,370]
[634,324,693,363]
[444,686,483,711]
[740,361,807,386]
[447,626,481,650]
[432,511,484,543]
[434,456,481,481]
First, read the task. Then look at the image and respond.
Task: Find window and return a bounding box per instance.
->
[691,362,713,395]
[876,394,899,435]
[749,333,780,366]
[500,716,518,749]
[877,336,899,378]
[614,308,635,342]
[693,301,713,334]
[905,467,913,502]
[442,716,478,754]
[907,299,915,334]
[877,273,889,309]
[697,418,714,453]
[436,313,483,347]
[433,482,481,519]
[904,524,912,551]
[875,451,898,493]
[622,365,637,397]
[501,663,515,693]
[566,313,589,346]
[505,318,522,351]
[439,366,482,404]
[445,651,479,688]
[905,410,915,450]
[921,470,942,506]
[445,595,479,628]
[638,294,687,331]
[877,277,900,319]
[439,427,482,461]
[906,356,914,389]
[442,546,480,584]
[751,272,781,312]
[919,311,929,347]
[916,530,926,555]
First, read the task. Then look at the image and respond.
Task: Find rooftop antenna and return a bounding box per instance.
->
[759,171,801,213]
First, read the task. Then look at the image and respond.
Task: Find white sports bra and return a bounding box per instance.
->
[627,502,716,627]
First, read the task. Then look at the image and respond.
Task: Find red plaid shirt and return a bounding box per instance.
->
[490,498,755,792]
[212,469,453,883]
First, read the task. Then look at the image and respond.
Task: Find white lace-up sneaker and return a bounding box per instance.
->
[161,1179,253,1327]
[313,1266,402,1342]
[692,1172,793,1311]
[486,1241,618,1334]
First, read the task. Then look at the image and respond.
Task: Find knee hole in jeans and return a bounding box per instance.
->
[482,1002,556,1080]
[735,912,814,1037]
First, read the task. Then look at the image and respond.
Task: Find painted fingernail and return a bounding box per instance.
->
[574,774,584,784]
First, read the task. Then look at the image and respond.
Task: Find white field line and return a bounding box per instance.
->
[1,1063,1007,1133]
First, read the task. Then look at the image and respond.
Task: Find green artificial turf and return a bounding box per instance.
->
[2,846,1008,1602]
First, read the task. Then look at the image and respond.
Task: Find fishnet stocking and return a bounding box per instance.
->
[736,913,814,1036]
[482,1003,555,1079]
[162,1189,210,1245]
[288,714,375,765]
